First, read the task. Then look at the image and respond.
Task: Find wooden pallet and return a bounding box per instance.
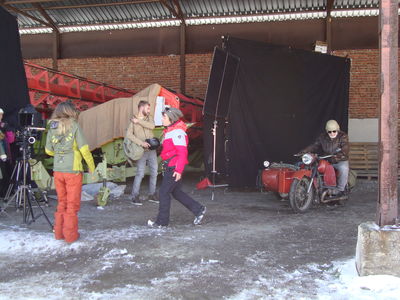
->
[349,142,400,180]
[352,169,379,180]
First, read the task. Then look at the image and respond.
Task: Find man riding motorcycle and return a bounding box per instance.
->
[299,120,349,196]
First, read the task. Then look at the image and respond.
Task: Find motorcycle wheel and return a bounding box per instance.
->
[289,177,314,213]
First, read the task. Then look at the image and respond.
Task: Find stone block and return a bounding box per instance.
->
[356,221,400,276]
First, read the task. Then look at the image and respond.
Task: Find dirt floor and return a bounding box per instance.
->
[0,173,390,299]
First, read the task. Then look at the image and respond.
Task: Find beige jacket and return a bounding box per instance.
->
[126,115,155,147]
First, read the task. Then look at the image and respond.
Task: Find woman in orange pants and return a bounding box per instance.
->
[45,102,95,243]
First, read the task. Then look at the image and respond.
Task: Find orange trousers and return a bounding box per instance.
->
[53,172,83,243]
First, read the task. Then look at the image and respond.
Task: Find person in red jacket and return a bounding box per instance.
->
[148,107,206,228]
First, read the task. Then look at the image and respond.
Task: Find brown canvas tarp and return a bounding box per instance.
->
[78,83,161,150]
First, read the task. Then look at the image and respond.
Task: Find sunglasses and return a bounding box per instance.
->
[327,130,337,134]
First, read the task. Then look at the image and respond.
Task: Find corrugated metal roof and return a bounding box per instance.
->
[3,0,381,31]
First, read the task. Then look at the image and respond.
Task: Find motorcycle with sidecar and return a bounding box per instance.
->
[259,153,356,213]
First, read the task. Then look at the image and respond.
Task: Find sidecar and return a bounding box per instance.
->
[259,161,311,199]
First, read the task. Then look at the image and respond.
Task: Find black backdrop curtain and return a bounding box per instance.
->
[222,37,350,187]
[0,7,30,128]
[203,47,239,180]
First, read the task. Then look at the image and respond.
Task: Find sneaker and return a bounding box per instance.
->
[194,206,206,225]
[147,219,167,228]
[132,195,143,206]
[147,193,159,204]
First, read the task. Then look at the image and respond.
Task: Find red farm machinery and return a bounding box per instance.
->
[25,61,204,200]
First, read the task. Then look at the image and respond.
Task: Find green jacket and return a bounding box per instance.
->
[45,120,95,173]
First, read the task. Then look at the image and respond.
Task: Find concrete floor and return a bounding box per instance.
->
[0,173,385,299]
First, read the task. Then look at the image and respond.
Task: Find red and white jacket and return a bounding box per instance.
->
[161,120,188,174]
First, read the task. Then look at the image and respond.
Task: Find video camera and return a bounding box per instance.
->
[15,105,45,157]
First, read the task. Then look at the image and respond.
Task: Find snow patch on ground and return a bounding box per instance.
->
[0,226,71,255]
[317,259,400,300]
[0,253,221,300]
[1,223,400,299]
[0,270,152,300]
[0,224,159,258]
[228,259,400,300]
[0,224,166,300]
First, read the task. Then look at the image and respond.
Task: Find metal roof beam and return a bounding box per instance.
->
[172,0,185,21]
[4,0,63,4]
[1,1,53,29]
[160,0,185,24]
[18,0,161,11]
[29,2,61,69]
[32,2,59,32]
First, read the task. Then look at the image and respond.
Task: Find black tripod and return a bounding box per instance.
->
[1,141,53,230]
[209,119,229,200]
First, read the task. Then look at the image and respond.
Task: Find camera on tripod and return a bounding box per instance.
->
[0,105,53,229]
[16,127,41,146]
[15,105,45,156]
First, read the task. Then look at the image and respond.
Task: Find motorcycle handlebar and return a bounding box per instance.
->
[294,148,340,159]
[295,152,334,159]
[319,154,334,159]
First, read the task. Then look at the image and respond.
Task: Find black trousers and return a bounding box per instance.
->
[156,167,203,226]
[0,160,11,197]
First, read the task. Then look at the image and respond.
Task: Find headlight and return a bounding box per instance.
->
[302,153,313,165]
[263,160,270,168]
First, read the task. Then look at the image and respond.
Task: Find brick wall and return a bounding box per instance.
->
[334,49,380,119]
[185,54,213,98]
[29,50,395,119]
[28,53,213,100]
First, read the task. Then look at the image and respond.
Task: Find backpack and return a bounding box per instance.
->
[123,136,144,163]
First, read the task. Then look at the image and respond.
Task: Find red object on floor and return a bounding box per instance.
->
[196,177,212,190]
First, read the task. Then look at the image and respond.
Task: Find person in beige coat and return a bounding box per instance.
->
[126,101,158,205]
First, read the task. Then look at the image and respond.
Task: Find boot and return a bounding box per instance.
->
[54,212,64,240]
[64,213,79,243]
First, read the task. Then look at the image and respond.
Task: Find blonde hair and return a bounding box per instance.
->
[50,102,79,135]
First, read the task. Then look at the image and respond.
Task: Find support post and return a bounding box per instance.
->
[325,0,334,54]
[179,22,186,94]
[377,0,398,226]
[52,31,60,70]
[160,0,186,93]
